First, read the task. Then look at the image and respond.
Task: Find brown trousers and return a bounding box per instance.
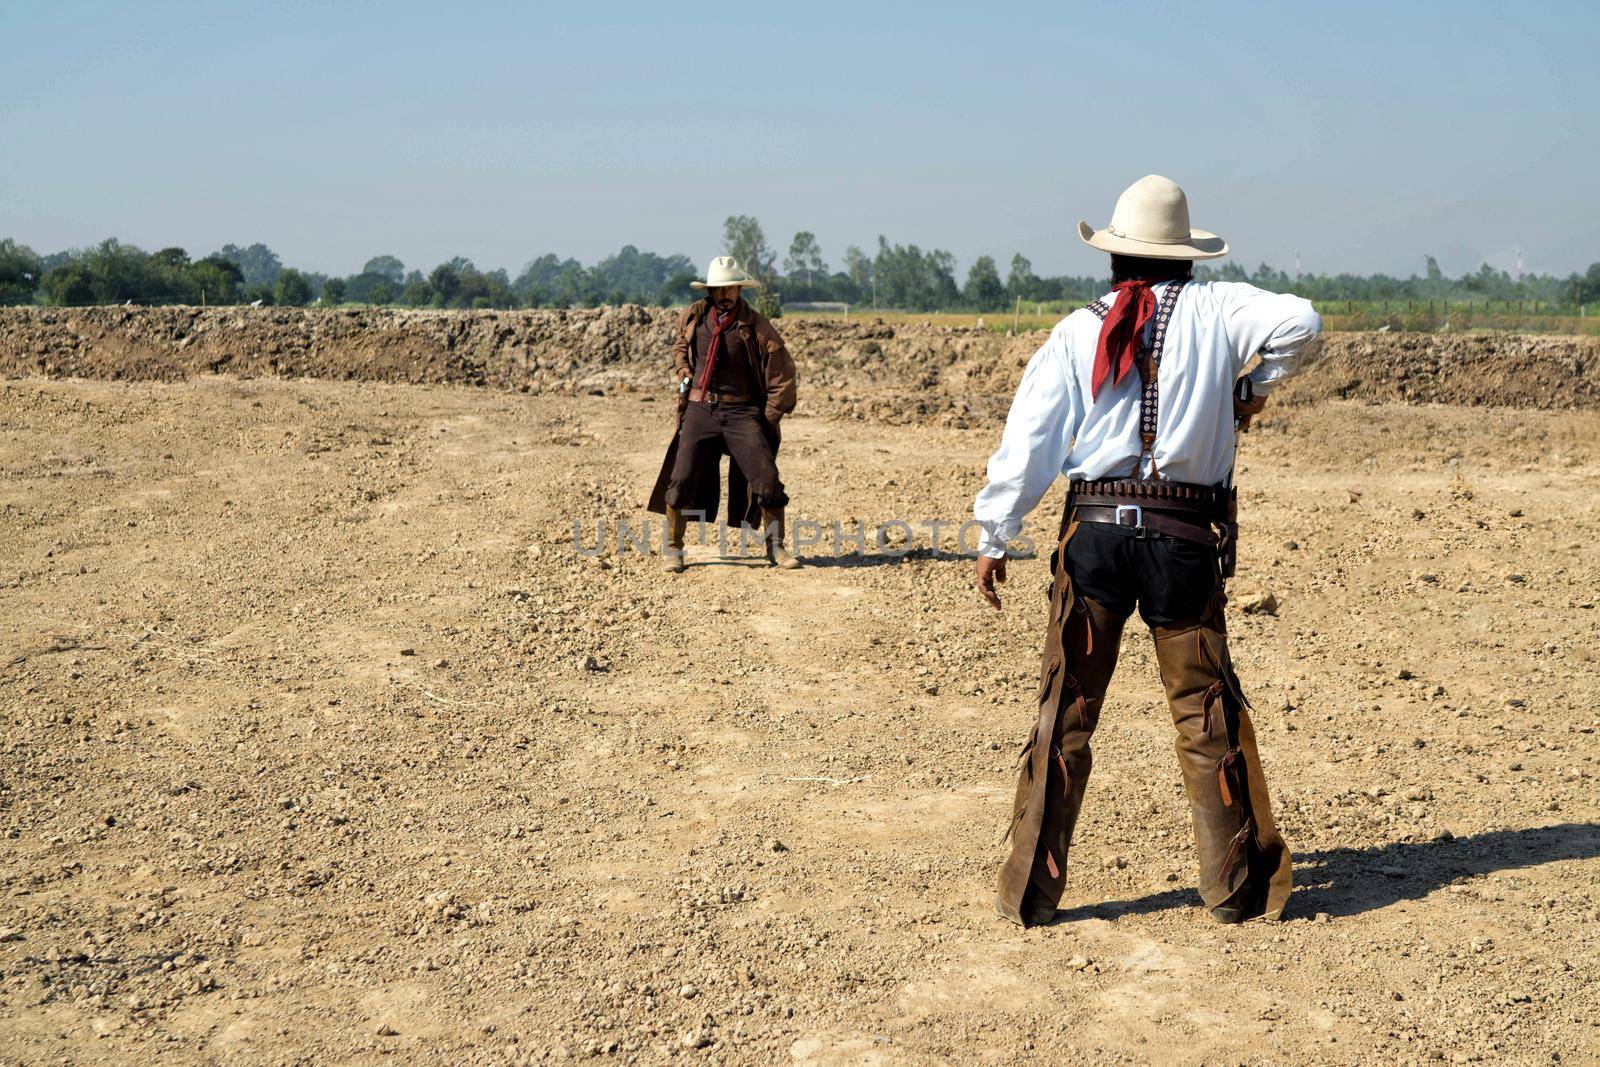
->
[995,521,1292,926]
[665,402,787,511]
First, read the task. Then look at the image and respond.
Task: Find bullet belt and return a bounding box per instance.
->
[1068,478,1231,547]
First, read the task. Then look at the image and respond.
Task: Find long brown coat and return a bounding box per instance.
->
[646,298,797,526]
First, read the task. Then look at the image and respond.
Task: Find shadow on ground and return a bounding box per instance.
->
[1051,822,1600,922]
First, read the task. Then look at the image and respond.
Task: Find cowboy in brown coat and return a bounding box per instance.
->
[974,176,1323,927]
[646,256,798,572]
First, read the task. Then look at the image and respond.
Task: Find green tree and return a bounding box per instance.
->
[216,243,283,287]
[147,247,192,302]
[368,281,394,306]
[429,261,463,306]
[361,255,405,285]
[274,268,312,306]
[401,280,432,307]
[321,277,347,305]
[872,237,957,310]
[341,271,385,304]
[185,256,244,305]
[41,262,94,305]
[964,255,1005,309]
[582,246,694,305]
[0,238,43,305]
[456,264,489,307]
[783,231,825,291]
[549,262,598,307]
[149,247,190,271]
[428,259,470,307]
[1567,263,1600,306]
[722,216,774,282]
[35,239,151,304]
[483,268,515,308]
[82,238,151,302]
[843,245,873,304]
[514,254,571,305]
[1007,254,1037,299]
[654,268,697,305]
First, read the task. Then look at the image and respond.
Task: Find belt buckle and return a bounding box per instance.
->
[1114,504,1145,535]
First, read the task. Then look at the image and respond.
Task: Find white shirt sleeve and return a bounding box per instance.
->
[972,327,1082,558]
[1214,282,1324,394]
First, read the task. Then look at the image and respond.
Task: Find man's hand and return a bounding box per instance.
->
[976,554,1007,610]
[1233,391,1268,432]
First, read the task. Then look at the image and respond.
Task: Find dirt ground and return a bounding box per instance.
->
[1,377,1597,1065]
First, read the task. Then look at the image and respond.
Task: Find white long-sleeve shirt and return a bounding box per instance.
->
[973,280,1322,558]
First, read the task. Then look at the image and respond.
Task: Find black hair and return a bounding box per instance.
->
[1110,253,1194,284]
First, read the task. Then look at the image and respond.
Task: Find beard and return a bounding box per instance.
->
[715,297,737,311]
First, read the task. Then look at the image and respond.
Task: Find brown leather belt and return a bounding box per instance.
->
[1066,478,1231,548]
[1071,504,1218,547]
[687,387,751,405]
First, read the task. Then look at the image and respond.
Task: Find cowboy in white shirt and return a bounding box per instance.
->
[980,176,1322,927]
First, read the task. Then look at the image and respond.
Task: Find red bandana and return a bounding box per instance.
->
[693,303,738,395]
[1091,280,1156,400]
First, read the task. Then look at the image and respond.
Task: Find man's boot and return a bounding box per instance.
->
[761,506,800,569]
[995,557,1127,926]
[662,507,687,574]
[1152,595,1292,923]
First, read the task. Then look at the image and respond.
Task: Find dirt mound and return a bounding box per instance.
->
[1280,331,1597,409]
[0,305,672,389]
[2,306,1595,417]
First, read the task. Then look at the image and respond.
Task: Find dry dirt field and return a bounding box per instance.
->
[2,374,1598,1065]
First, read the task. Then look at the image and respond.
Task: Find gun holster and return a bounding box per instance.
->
[1218,495,1240,579]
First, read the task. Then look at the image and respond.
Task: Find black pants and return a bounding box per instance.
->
[666,402,787,510]
[1064,522,1220,627]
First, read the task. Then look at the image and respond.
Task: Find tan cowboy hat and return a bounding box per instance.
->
[689,255,763,290]
[1078,175,1228,260]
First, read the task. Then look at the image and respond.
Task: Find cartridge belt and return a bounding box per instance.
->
[1066,478,1232,546]
[1069,478,1232,519]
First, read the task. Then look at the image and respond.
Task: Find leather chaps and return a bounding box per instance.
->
[995,522,1292,926]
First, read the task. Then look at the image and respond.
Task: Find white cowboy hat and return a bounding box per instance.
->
[689,255,763,290]
[1078,175,1228,260]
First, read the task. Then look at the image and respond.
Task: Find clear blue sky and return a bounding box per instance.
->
[4,0,1596,280]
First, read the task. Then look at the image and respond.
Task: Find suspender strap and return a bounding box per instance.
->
[1082,281,1186,477]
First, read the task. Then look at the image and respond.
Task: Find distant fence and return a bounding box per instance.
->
[783,301,850,313]
[1314,299,1585,316]
[1315,300,1596,335]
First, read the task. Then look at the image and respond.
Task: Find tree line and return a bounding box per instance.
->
[3,226,1597,313]
[0,238,697,310]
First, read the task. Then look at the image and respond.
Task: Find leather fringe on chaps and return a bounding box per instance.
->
[995,529,1292,926]
[1151,592,1292,922]
[994,523,1125,925]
